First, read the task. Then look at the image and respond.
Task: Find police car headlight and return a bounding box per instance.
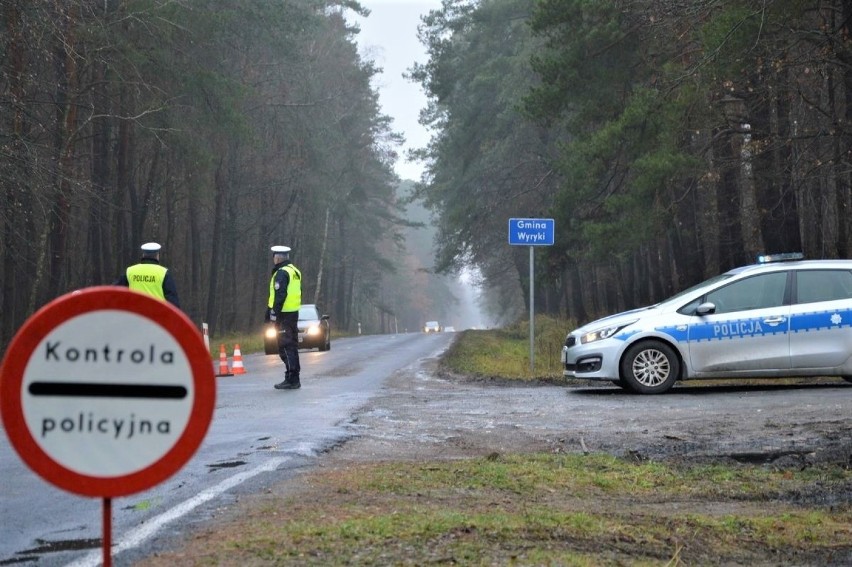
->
[580,321,636,344]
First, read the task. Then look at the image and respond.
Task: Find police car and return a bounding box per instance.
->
[561,254,852,394]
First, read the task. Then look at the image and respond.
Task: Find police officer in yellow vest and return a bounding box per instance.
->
[267,245,302,390]
[115,242,181,309]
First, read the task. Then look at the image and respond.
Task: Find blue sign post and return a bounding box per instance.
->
[508,218,555,374]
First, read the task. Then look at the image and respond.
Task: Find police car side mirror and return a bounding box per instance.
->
[696,302,717,316]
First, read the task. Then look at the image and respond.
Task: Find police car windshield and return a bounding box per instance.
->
[659,273,735,306]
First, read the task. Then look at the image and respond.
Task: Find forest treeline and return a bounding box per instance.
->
[1,0,851,353]
[412,0,852,323]
[0,0,454,353]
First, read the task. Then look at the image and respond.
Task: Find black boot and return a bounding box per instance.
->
[274,372,293,390]
[274,372,300,390]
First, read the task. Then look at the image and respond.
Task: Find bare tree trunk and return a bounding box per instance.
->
[722,96,764,263]
[313,207,330,305]
[115,85,132,261]
[206,156,228,330]
[711,122,744,269]
[29,2,79,310]
[50,1,79,297]
[335,217,350,330]
[694,126,721,278]
[841,0,852,256]
[88,50,112,285]
[223,151,239,330]
[565,260,586,322]
[134,144,161,242]
[188,182,205,322]
[2,0,26,343]
[822,67,839,257]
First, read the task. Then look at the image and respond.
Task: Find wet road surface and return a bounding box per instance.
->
[0,332,453,566]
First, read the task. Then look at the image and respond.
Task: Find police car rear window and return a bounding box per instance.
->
[796,270,852,303]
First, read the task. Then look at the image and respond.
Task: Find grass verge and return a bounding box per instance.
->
[441,316,572,381]
[141,453,852,566]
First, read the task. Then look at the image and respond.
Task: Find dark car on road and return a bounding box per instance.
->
[297,304,330,351]
[263,304,331,354]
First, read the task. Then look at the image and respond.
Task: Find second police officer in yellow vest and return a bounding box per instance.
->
[267,245,302,390]
[115,242,181,309]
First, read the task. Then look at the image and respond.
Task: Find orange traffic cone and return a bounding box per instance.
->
[216,344,233,377]
[231,344,246,375]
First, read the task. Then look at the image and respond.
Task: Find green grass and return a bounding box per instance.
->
[151,454,852,565]
[208,330,265,359]
[442,315,573,380]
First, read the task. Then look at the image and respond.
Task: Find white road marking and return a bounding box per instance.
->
[65,456,291,567]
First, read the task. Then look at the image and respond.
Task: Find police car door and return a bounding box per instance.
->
[789,269,852,369]
[687,271,791,374]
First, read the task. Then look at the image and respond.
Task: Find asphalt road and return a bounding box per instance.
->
[0,332,454,566]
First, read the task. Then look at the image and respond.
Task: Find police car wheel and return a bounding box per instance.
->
[619,340,679,394]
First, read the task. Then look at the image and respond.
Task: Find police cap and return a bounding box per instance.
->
[141,242,161,252]
[271,245,291,254]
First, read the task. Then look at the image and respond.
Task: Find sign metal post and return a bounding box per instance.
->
[508,218,555,374]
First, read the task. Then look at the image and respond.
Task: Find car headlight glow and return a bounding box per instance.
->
[579,321,636,344]
[306,324,321,336]
[265,327,277,339]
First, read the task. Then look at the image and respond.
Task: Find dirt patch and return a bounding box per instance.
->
[323,361,852,470]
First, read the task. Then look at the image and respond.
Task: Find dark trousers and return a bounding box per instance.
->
[277,311,300,377]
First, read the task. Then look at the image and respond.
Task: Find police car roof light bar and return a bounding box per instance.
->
[757,252,805,264]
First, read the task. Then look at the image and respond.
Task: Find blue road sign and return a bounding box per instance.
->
[508,218,555,246]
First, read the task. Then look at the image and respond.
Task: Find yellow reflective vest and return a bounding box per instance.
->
[268,264,302,313]
[126,263,168,301]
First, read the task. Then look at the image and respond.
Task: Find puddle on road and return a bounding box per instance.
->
[727,449,810,465]
[11,537,100,563]
[207,460,247,472]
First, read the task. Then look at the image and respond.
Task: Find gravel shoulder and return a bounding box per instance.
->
[326,356,852,469]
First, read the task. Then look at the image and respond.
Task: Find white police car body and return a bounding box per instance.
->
[561,255,852,393]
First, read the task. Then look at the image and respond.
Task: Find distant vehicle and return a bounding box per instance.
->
[423,321,441,333]
[298,304,331,351]
[444,326,456,332]
[562,253,852,394]
[263,304,331,354]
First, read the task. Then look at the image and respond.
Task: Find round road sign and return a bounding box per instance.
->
[0,287,216,497]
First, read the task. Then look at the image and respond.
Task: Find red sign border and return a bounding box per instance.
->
[0,286,216,497]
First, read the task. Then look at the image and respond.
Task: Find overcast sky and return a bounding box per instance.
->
[351,1,442,181]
